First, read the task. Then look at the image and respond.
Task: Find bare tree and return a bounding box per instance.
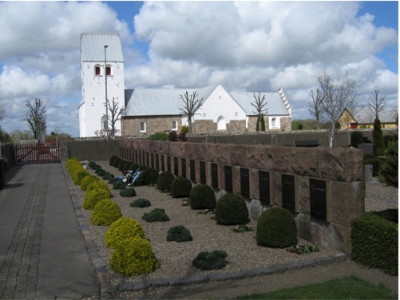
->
[105,98,124,137]
[308,89,324,129]
[251,92,268,132]
[179,91,204,134]
[368,90,386,120]
[24,98,46,141]
[311,72,358,147]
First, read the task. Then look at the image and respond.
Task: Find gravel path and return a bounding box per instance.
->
[76,161,398,299]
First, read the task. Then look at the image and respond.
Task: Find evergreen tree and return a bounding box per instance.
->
[256,113,266,132]
[372,118,385,156]
[378,141,398,187]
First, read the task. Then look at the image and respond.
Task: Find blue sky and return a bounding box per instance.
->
[0,1,397,137]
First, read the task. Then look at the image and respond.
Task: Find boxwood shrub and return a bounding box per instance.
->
[167,225,193,242]
[170,176,192,198]
[130,198,151,208]
[189,184,216,210]
[215,193,249,225]
[157,171,175,191]
[142,208,170,222]
[120,187,137,197]
[83,188,110,210]
[105,217,145,249]
[91,199,122,226]
[192,250,228,270]
[351,210,398,275]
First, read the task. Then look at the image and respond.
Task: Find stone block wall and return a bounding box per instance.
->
[119,139,365,254]
[122,116,182,136]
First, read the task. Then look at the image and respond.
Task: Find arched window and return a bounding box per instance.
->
[95,66,101,76]
[106,66,111,76]
[140,122,146,132]
[171,120,178,130]
[271,117,276,127]
[217,116,226,130]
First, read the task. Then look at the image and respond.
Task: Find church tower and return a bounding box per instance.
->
[79,33,125,137]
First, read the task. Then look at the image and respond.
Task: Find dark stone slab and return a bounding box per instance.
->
[240,168,250,198]
[259,170,270,205]
[224,165,233,193]
[181,158,186,178]
[282,174,295,212]
[200,161,206,184]
[211,163,218,189]
[190,159,196,182]
[310,178,327,221]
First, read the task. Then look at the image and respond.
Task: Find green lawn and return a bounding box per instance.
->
[237,276,397,299]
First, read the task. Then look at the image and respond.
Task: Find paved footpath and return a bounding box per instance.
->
[0,163,100,299]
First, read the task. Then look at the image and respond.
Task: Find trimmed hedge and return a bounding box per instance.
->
[189,184,216,210]
[256,207,298,248]
[105,217,145,249]
[170,176,192,198]
[91,199,122,226]
[215,193,249,225]
[83,188,110,210]
[157,171,175,191]
[351,210,398,275]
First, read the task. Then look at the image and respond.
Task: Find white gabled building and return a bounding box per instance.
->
[79,33,125,137]
[79,33,291,137]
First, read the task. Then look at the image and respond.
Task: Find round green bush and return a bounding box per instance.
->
[72,169,90,186]
[91,199,122,226]
[192,250,228,270]
[170,177,192,198]
[108,177,119,184]
[110,237,159,276]
[118,160,127,171]
[130,198,151,208]
[113,181,127,190]
[83,188,111,210]
[87,181,112,197]
[142,208,170,222]
[157,171,175,191]
[88,161,98,168]
[143,167,159,185]
[167,225,193,242]
[112,157,122,168]
[215,193,249,225]
[189,184,216,210]
[120,187,137,197]
[80,175,99,191]
[105,217,146,249]
[256,207,298,248]
[123,161,132,171]
[109,155,118,166]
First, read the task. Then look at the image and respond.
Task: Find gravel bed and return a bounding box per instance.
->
[75,161,397,287]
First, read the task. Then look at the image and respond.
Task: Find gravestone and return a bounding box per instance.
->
[167,156,171,172]
[240,168,250,198]
[190,160,196,182]
[161,155,165,171]
[224,165,233,193]
[282,174,295,212]
[146,152,149,166]
[151,153,154,168]
[155,154,159,170]
[259,170,270,205]
[310,178,327,221]
[200,161,206,184]
[211,163,218,189]
[181,158,186,178]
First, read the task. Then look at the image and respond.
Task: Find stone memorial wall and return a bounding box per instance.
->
[119,140,365,254]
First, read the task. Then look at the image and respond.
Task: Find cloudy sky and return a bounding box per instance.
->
[0,1,397,137]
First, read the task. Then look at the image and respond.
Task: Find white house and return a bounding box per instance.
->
[79,33,125,137]
[79,33,292,137]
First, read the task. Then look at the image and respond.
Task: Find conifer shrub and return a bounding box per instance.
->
[142,208,170,222]
[120,187,137,197]
[108,177,119,184]
[123,161,132,171]
[167,225,193,242]
[103,174,114,181]
[109,155,118,166]
[189,184,216,210]
[111,156,120,168]
[83,188,110,210]
[118,159,127,171]
[130,198,151,208]
[96,169,107,177]
[105,217,146,249]
[351,131,364,148]
[72,169,90,186]
[156,171,175,191]
[80,175,99,191]
[192,250,228,270]
[88,161,98,169]
[215,193,249,225]
[66,158,81,173]
[110,237,159,276]
[256,207,298,248]
[378,140,398,187]
[143,167,159,185]
[113,181,127,190]
[87,181,112,197]
[91,199,122,226]
[170,176,192,198]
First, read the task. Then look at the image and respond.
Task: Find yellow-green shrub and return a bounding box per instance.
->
[66,158,80,173]
[105,217,145,249]
[87,181,112,197]
[110,237,159,276]
[72,169,90,186]
[83,188,110,210]
[91,199,122,226]
[80,175,99,191]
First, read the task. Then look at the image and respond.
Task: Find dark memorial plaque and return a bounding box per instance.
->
[282,174,295,212]
[310,179,327,221]
[240,168,250,198]
[190,160,196,182]
[151,153,154,168]
[161,155,165,171]
[211,163,218,189]
[259,170,270,205]
[167,156,171,172]
[146,152,149,166]
[181,158,186,178]
[155,154,159,170]
[224,166,233,193]
[174,157,178,175]
[134,150,138,162]
[200,161,206,184]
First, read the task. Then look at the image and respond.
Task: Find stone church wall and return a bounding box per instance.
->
[119,139,364,255]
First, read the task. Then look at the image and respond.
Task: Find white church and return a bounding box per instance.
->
[79,33,292,138]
